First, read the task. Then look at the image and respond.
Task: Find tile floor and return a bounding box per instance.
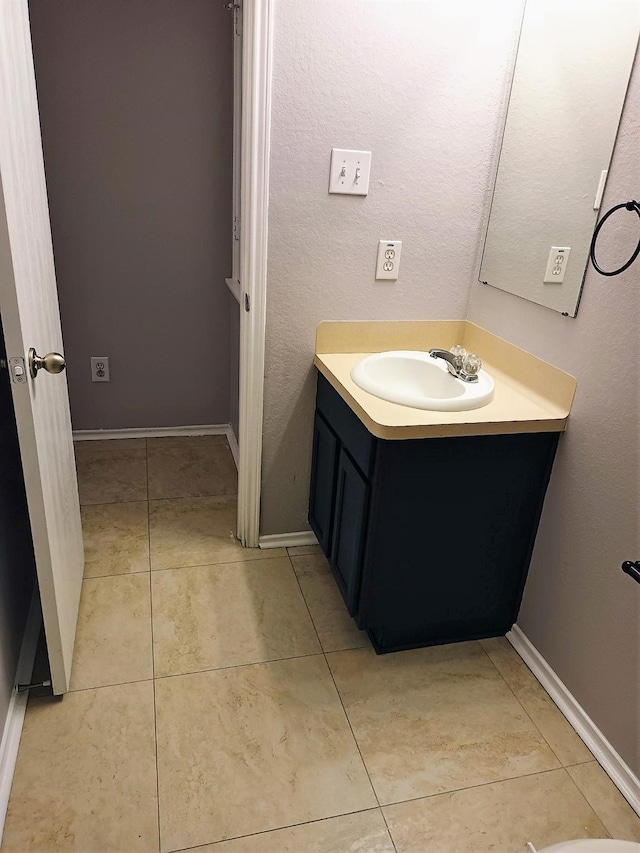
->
[3,436,640,852]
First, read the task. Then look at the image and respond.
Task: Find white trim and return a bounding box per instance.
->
[236,0,274,548]
[72,424,229,441]
[0,590,42,842]
[225,277,241,305]
[259,531,319,550]
[508,624,640,816]
[225,425,239,469]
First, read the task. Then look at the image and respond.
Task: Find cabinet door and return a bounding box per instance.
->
[308,413,339,554]
[330,448,369,615]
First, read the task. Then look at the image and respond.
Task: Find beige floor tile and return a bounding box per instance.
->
[146,435,228,449]
[480,637,593,766]
[190,810,395,852]
[287,544,322,557]
[568,762,640,842]
[327,643,560,806]
[147,442,237,500]
[76,449,147,505]
[81,501,150,577]
[291,554,369,653]
[70,574,153,691]
[383,768,608,853]
[2,681,158,853]
[149,497,285,570]
[152,557,321,676]
[155,656,376,852]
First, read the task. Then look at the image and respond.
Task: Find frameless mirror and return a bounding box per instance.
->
[479,0,639,317]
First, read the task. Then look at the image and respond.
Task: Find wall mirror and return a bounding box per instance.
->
[479,0,639,317]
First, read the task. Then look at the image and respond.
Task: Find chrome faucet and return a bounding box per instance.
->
[428,348,481,383]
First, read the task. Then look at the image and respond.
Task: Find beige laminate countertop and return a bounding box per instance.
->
[314,321,577,440]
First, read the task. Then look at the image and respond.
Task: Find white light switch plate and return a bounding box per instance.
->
[376,240,402,280]
[329,148,372,196]
[543,246,571,283]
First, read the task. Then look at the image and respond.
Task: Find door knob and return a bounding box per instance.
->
[28,348,66,378]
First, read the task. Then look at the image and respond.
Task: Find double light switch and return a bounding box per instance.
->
[329,149,372,196]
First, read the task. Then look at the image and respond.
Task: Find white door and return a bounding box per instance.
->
[0,0,83,695]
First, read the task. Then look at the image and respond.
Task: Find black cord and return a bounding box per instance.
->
[589,199,640,276]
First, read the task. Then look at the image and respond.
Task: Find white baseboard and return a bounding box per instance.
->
[259,531,319,549]
[225,426,239,470]
[508,624,640,816]
[0,591,42,841]
[72,424,230,441]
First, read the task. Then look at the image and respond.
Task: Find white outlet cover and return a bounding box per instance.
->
[329,148,372,196]
[543,246,571,284]
[376,240,402,280]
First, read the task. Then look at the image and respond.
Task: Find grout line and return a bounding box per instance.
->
[477,654,611,838]
[147,494,238,506]
[477,641,568,769]
[83,569,151,581]
[145,442,162,853]
[66,677,155,695]
[80,498,150,507]
[379,764,579,811]
[153,651,326,682]
[287,555,397,851]
[149,552,287,575]
[165,764,617,853]
[165,805,387,853]
[80,492,237,509]
[151,546,285,574]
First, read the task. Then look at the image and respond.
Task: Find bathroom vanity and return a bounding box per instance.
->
[309,321,576,654]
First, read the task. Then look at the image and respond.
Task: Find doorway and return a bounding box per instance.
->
[0,0,273,704]
[28,0,240,454]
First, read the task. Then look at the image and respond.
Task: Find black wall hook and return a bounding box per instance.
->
[621,560,640,584]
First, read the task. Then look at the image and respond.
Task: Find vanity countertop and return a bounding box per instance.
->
[314,320,577,440]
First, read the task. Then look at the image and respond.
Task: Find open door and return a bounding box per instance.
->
[0,0,83,695]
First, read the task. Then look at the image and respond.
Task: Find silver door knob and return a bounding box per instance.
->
[28,348,66,378]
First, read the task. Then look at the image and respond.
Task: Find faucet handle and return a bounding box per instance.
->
[450,345,467,371]
[463,353,482,377]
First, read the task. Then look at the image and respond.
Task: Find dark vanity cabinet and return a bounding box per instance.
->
[309,373,560,653]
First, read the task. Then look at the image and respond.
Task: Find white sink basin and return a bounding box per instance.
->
[350,350,495,412]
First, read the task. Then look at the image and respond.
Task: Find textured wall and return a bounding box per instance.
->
[29,0,233,430]
[468,64,640,771]
[261,0,523,535]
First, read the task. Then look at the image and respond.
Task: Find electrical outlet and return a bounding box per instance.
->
[91,356,110,382]
[544,246,571,283]
[376,240,402,280]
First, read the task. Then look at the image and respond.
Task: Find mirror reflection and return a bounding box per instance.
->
[479,0,639,317]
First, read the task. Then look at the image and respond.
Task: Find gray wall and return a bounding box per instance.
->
[261,0,522,535]
[0,322,37,741]
[29,0,234,430]
[467,63,640,773]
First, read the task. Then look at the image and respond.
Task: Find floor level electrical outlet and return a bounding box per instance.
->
[376,240,402,280]
[90,356,110,382]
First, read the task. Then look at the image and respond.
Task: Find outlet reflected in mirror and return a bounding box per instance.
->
[479,0,639,317]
